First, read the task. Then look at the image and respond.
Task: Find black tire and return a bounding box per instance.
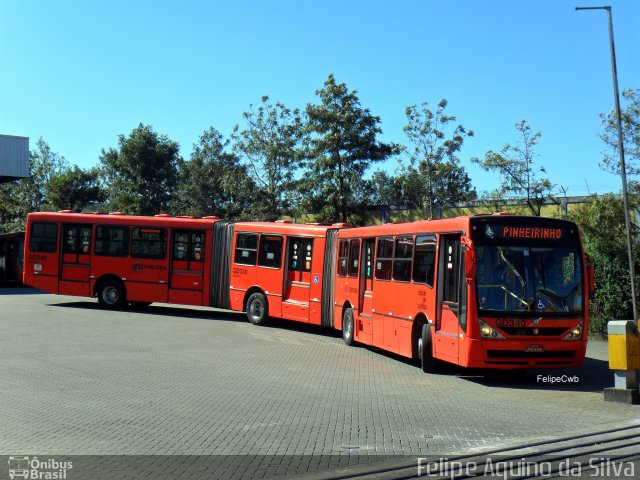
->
[97,279,127,309]
[130,301,152,309]
[342,307,355,346]
[419,323,437,373]
[246,292,268,325]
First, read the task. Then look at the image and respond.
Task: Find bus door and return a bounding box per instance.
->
[282,237,313,321]
[60,224,92,296]
[169,230,206,306]
[436,234,462,363]
[358,238,375,343]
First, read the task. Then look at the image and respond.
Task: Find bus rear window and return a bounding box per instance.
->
[29,223,58,253]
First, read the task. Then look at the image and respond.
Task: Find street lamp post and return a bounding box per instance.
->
[576,5,637,324]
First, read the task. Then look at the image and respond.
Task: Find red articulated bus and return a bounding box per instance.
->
[24,211,593,371]
[226,220,348,326]
[24,211,225,308]
[332,214,594,371]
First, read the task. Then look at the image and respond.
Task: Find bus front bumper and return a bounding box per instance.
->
[464,338,588,370]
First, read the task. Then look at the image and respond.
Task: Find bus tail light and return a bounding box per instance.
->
[479,320,505,339]
[564,322,583,340]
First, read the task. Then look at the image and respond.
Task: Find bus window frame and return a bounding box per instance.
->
[29,222,59,253]
[131,227,168,260]
[392,235,414,283]
[412,234,437,287]
[374,236,394,282]
[234,232,258,266]
[337,239,349,277]
[347,239,361,278]
[258,235,284,270]
[94,225,130,258]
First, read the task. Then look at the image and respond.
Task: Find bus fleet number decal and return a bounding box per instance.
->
[495,319,526,328]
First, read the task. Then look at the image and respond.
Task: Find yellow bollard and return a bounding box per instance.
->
[604,320,640,404]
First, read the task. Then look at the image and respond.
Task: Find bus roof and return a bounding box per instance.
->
[338,217,471,238]
[338,214,579,239]
[233,221,342,237]
[26,211,221,230]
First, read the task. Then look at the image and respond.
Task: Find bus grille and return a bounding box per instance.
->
[500,327,568,336]
[487,350,576,359]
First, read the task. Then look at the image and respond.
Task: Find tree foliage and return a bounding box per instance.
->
[233,96,304,220]
[100,124,179,215]
[472,120,553,216]
[600,88,640,176]
[569,189,640,335]
[302,74,399,223]
[402,100,475,217]
[173,128,254,218]
[46,166,104,211]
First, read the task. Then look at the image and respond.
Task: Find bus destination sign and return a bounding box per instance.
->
[483,224,565,241]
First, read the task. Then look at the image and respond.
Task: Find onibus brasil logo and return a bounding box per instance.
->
[8,457,72,480]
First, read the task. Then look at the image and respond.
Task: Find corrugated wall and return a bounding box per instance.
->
[0,135,29,179]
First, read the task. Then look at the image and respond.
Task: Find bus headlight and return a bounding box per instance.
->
[564,323,583,340]
[479,320,505,339]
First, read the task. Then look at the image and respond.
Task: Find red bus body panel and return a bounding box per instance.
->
[24,212,218,308]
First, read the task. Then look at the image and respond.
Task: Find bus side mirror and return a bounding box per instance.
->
[461,237,476,282]
[586,254,595,295]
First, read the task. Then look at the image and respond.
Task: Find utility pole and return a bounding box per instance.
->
[576,6,637,323]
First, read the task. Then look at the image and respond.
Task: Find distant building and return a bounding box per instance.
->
[0,135,29,184]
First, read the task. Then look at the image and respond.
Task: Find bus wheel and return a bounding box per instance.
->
[342,307,355,346]
[419,323,437,373]
[246,292,268,325]
[97,279,127,309]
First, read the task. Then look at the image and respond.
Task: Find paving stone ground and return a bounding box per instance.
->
[0,288,637,478]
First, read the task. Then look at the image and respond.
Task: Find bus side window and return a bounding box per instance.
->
[131,228,167,259]
[347,239,360,277]
[235,233,258,266]
[375,237,393,281]
[95,226,129,257]
[413,235,436,286]
[337,240,348,276]
[258,235,283,268]
[393,236,413,282]
[29,222,58,253]
[190,232,205,262]
[173,232,189,260]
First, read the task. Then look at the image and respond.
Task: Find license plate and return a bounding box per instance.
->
[524,345,544,353]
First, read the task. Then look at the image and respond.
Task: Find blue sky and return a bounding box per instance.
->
[1,0,638,197]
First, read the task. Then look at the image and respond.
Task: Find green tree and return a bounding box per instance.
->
[368,170,405,207]
[303,74,399,223]
[232,96,305,220]
[472,120,553,216]
[173,128,255,218]
[100,124,179,215]
[569,189,640,336]
[0,138,67,232]
[600,88,640,175]
[46,166,105,211]
[402,100,475,217]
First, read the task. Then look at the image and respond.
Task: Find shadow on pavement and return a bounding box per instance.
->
[459,356,611,393]
[0,286,45,295]
[48,301,247,323]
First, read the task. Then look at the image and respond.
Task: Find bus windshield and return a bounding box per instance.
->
[476,244,583,314]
